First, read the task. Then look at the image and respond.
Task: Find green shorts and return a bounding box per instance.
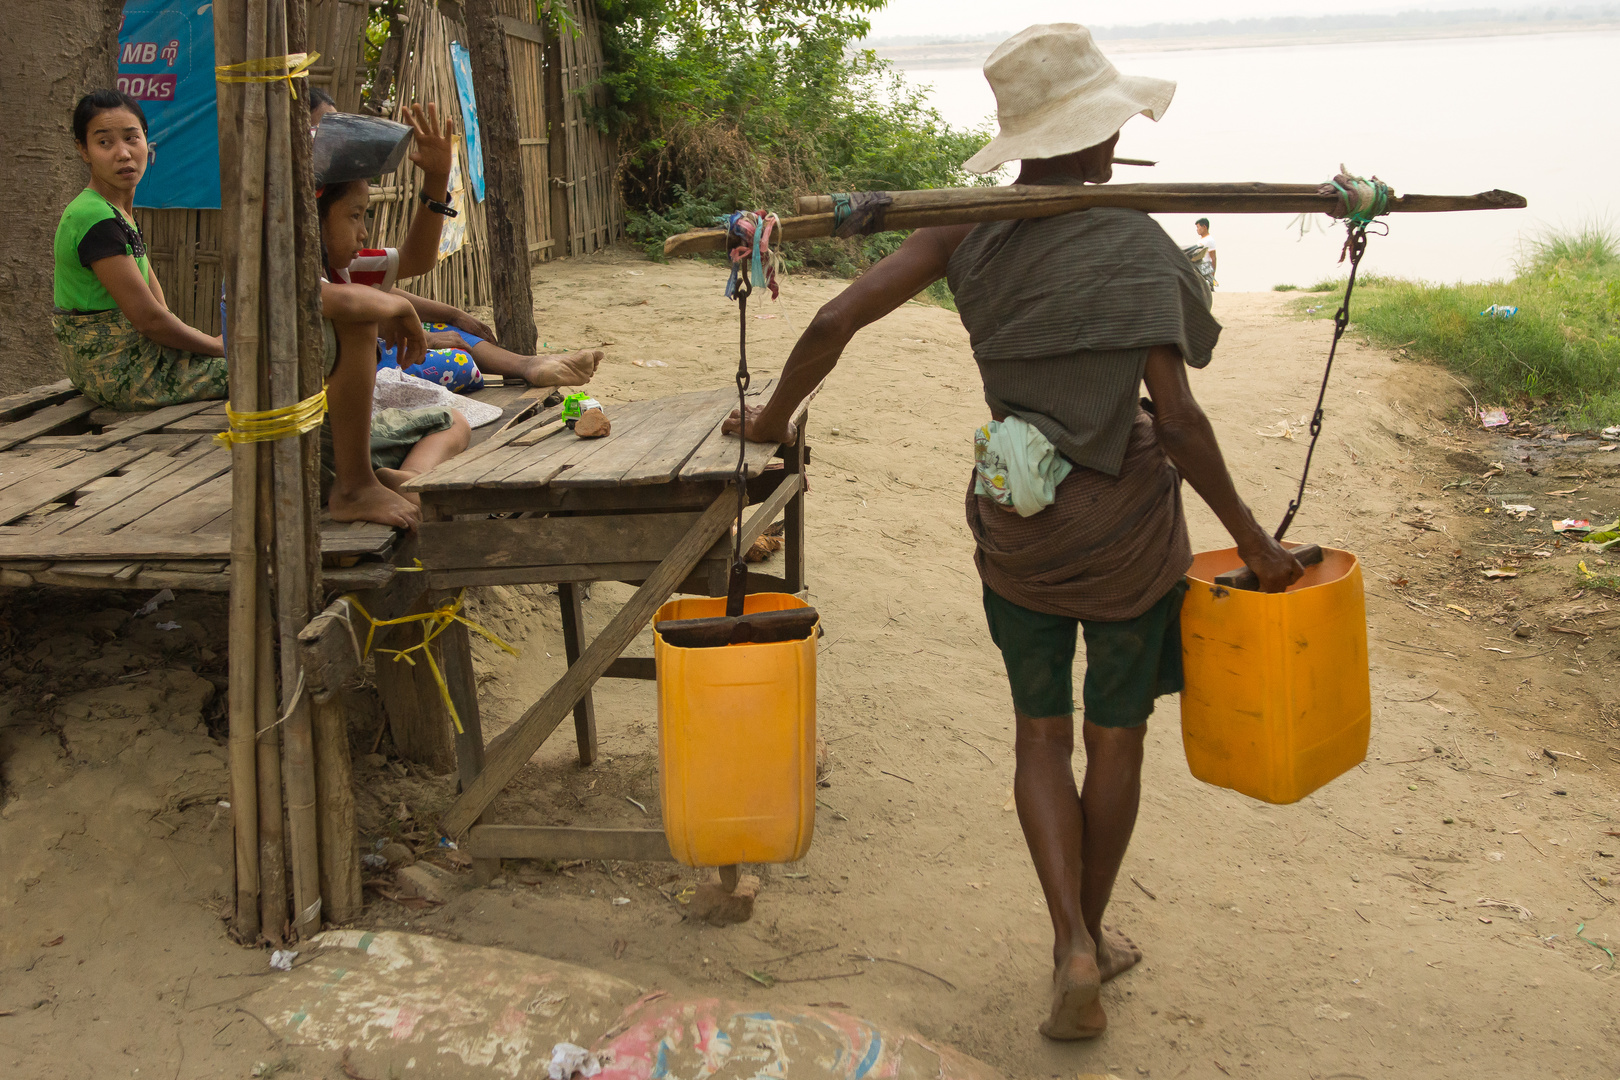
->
[318,406,457,495]
[982,580,1188,726]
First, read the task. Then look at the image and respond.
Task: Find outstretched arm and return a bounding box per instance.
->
[1143,345,1301,593]
[724,224,975,444]
[393,288,494,340]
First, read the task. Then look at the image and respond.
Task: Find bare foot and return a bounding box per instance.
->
[1096,925,1143,983]
[1039,949,1106,1040]
[375,467,423,508]
[522,349,602,387]
[329,479,421,531]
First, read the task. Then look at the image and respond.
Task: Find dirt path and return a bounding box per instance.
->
[2,249,1617,1079]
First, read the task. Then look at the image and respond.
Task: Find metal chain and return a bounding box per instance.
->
[1274,221,1370,541]
[727,266,753,615]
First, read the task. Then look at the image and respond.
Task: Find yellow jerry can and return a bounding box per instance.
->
[1179,546,1370,804]
[653,593,817,866]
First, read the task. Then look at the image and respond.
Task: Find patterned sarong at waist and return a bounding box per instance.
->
[965,409,1191,622]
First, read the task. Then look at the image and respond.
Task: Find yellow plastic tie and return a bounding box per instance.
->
[344,591,519,735]
[215,52,320,99]
[214,388,327,446]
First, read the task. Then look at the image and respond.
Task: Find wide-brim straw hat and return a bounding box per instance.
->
[963,24,1176,174]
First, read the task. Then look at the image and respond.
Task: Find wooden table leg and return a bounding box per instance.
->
[374,590,457,773]
[441,489,741,839]
[557,581,598,766]
[437,610,499,883]
[784,413,807,594]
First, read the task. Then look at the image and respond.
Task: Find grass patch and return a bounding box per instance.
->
[1273,283,1300,292]
[1578,561,1620,595]
[1296,226,1620,428]
[919,278,958,311]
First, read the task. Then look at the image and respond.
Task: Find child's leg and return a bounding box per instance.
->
[326,320,421,530]
[376,409,471,507]
[466,341,603,387]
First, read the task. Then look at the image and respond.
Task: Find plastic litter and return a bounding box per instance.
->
[1480,304,1518,319]
[135,588,175,617]
[1479,408,1510,428]
[1583,519,1620,550]
[1554,519,1593,534]
[548,1042,602,1080]
[269,950,298,972]
[154,621,182,631]
[1501,503,1536,514]
[630,359,667,367]
[610,896,630,906]
[361,852,389,869]
[248,930,1003,1079]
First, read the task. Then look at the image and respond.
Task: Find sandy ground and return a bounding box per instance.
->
[3,247,1619,1079]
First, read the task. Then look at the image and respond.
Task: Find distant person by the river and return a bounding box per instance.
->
[1190,217,1216,289]
[52,89,227,409]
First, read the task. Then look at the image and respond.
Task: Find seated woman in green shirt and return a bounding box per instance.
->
[52,89,228,409]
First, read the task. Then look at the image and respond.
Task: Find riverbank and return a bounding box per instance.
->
[3,249,1617,1078]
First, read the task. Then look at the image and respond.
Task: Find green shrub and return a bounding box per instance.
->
[1299,226,1620,427]
[594,0,992,270]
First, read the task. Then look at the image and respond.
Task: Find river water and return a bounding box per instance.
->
[895,30,1618,292]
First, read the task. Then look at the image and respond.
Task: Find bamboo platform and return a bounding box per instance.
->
[0,378,530,593]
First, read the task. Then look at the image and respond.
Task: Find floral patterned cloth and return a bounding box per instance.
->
[52,308,228,409]
[377,322,484,391]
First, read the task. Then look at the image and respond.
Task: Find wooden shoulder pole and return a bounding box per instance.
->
[661,183,1528,257]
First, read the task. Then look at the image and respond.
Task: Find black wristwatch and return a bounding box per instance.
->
[418,189,458,217]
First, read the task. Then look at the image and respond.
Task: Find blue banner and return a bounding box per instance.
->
[119,1,219,209]
[448,40,486,203]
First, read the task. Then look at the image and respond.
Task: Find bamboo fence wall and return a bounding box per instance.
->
[136,0,620,331]
[367,0,493,311]
[548,0,623,256]
[496,0,556,262]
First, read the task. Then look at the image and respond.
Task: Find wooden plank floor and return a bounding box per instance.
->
[0,382,426,592]
[0,376,764,592]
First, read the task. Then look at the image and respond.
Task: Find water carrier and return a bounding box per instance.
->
[654,593,818,866]
[1179,546,1370,804]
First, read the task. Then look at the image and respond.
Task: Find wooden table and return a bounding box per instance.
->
[404,382,810,871]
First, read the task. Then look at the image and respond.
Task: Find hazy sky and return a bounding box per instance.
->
[864,0,1550,38]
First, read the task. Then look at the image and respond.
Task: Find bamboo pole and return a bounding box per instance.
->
[293,0,360,929]
[312,700,363,921]
[255,532,287,944]
[216,0,260,947]
[263,0,323,942]
[660,183,1529,257]
[231,0,290,945]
